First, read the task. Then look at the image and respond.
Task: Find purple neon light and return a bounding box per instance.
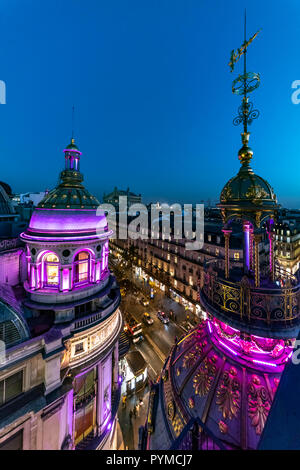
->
[207,321,212,334]
[219,340,238,356]
[244,226,250,271]
[28,209,107,233]
[21,232,112,242]
[252,359,277,368]
[286,351,293,362]
[63,148,82,155]
[107,422,112,431]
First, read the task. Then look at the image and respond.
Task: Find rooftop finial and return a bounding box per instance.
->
[229,11,261,163]
[71,105,75,143]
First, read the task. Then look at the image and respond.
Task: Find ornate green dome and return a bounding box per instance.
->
[38,184,99,209]
[219,132,278,214]
[220,168,277,207]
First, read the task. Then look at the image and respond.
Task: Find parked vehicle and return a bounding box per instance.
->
[157,311,169,324]
[143,312,154,325]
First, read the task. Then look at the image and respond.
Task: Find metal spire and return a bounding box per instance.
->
[71,105,75,142]
[229,12,261,163]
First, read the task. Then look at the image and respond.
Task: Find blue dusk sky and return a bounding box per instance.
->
[0,0,300,207]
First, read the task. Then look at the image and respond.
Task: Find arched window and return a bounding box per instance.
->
[74,251,90,284]
[44,253,59,286]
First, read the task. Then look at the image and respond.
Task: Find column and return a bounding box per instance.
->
[254,233,261,287]
[249,227,254,271]
[243,222,251,273]
[69,267,72,290]
[267,231,275,281]
[113,342,119,391]
[222,229,232,279]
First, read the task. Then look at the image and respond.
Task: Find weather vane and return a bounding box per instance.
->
[229,11,261,133]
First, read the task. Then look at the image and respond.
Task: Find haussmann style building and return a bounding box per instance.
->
[0,138,123,450]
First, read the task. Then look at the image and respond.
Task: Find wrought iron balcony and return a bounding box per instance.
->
[200,266,300,338]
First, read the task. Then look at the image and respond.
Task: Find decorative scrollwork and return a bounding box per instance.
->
[233,98,260,128]
[232,72,260,95]
[193,356,217,397]
[248,375,271,435]
[216,367,240,420]
[183,344,202,369]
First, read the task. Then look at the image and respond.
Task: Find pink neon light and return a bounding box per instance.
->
[207,321,212,334]
[219,340,238,356]
[286,351,293,362]
[63,148,82,155]
[28,209,107,233]
[21,232,112,242]
[252,359,277,368]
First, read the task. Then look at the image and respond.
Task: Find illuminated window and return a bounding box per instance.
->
[44,253,59,286]
[234,253,240,260]
[74,251,90,284]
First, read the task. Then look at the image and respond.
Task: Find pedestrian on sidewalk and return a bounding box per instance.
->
[136,402,140,417]
[139,397,144,406]
[133,405,137,418]
[129,409,133,422]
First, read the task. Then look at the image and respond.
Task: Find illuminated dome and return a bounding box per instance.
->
[21,138,109,240]
[146,320,291,450]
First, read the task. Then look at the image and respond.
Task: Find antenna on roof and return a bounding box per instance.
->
[71,105,75,141]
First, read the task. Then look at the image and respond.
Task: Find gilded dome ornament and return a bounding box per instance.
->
[245,185,269,200]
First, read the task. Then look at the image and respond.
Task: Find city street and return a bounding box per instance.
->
[121,289,196,380]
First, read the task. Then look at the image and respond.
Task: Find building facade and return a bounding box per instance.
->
[103,187,141,208]
[0,139,122,450]
[141,32,300,451]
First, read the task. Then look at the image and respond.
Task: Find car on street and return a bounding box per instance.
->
[124,314,144,343]
[143,312,154,325]
[157,311,169,324]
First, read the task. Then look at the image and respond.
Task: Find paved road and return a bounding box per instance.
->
[121,292,190,380]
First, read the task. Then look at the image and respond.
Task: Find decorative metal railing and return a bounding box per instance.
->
[201,271,300,327]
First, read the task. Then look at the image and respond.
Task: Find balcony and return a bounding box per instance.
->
[200,267,300,338]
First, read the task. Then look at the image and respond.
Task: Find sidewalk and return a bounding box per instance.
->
[118,386,149,450]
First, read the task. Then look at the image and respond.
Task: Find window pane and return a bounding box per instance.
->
[0,430,23,450]
[5,370,23,402]
[78,261,88,281]
[47,264,58,285]
[77,252,89,261]
[46,253,59,262]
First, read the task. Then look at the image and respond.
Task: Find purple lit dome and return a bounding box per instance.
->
[22,138,109,238]
[147,320,289,450]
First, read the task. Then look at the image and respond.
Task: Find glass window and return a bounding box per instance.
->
[0,370,23,404]
[74,251,90,284]
[44,253,59,286]
[0,430,23,450]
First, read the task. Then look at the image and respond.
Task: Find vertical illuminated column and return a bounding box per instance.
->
[254,233,261,287]
[30,264,36,289]
[243,222,251,273]
[268,231,275,281]
[69,267,72,290]
[222,229,232,279]
[249,227,254,271]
